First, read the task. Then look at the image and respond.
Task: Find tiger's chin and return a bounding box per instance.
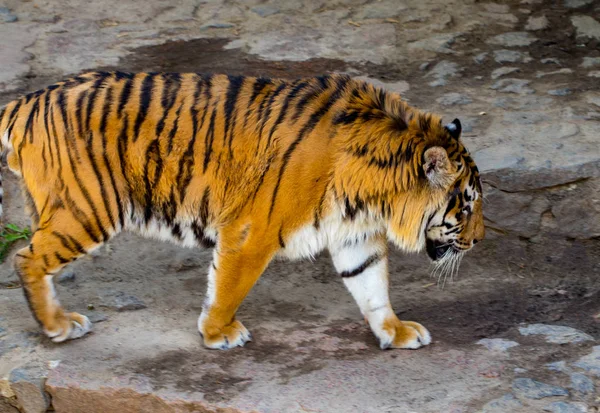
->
[426,239,465,288]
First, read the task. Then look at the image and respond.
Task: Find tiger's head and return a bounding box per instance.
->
[420,119,485,278]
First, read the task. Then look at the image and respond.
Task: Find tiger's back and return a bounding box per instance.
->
[0,71,484,349]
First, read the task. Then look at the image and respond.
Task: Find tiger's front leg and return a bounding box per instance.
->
[198,227,275,350]
[330,235,432,350]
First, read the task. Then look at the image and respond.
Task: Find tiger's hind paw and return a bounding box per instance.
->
[377,318,431,350]
[45,312,92,343]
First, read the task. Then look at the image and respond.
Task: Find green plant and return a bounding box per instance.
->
[0,223,32,263]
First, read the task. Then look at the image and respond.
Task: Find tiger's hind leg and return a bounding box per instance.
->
[14,215,104,342]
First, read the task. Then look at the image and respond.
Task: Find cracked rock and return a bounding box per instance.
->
[105,292,147,312]
[9,364,50,413]
[487,31,537,46]
[490,78,534,94]
[525,15,549,31]
[519,324,595,344]
[482,394,523,412]
[476,338,519,351]
[491,67,519,79]
[573,345,600,377]
[564,0,594,7]
[512,378,569,399]
[493,49,532,63]
[581,57,600,68]
[543,401,588,413]
[548,88,571,96]
[571,16,600,40]
[425,60,460,87]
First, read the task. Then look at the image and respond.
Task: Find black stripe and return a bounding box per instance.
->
[75,89,89,139]
[339,254,381,278]
[156,73,181,137]
[116,117,134,216]
[5,100,22,138]
[171,223,182,240]
[266,81,309,147]
[57,90,109,241]
[52,231,80,254]
[200,187,210,225]
[49,105,65,190]
[84,130,116,231]
[54,252,70,265]
[166,103,183,155]
[63,187,101,243]
[133,73,155,142]
[223,75,244,150]
[268,76,349,220]
[43,90,55,168]
[143,139,161,222]
[85,75,109,132]
[258,83,286,139]
[117,76,133,117]
[202,105,217,173]
[278,227,285,249]
[25,98,40,144]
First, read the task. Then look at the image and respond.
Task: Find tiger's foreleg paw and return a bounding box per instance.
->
[198,317,252,350]
[376,318,431,350]
[45,312,92,343]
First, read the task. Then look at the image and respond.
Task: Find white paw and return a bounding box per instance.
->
[48,315,92,343]
[198,316,252,350]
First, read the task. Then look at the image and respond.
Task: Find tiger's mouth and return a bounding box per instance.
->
[426,239,458,261]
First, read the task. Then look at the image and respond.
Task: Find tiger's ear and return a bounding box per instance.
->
[423,146,454,188]
[445,118,462,140]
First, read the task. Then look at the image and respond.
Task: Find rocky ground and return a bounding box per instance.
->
[0,0,599,412]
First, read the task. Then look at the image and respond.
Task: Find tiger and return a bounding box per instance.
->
[0,71,484,350]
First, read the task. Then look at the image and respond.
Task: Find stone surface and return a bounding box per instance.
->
[571,16,600,40]
[105,292,147,312]
[477,338,519,352]
[519,324,595,344]
[490,78,535,94]
[491,67,520,79]
[486,31,537,46]
[436,92,472,106]
[569,372,594,394]
[354,76,410,95]
[9,364,50,413]
[543,401,588,413]
[250,5,280,17]
[573,346,600,377]
[493,49,532,63]
[581,57,600,68]
[512,378,569,399]
[425,60,460,86]
[525,15,549,30]
[0,7,17,23]
[474,52,488,64]
[56,270,76,285]
[481,393,523,412]
[408,33,460,54]
[547,361,570,373]
[548,88,571,96]
[564,0,594,8]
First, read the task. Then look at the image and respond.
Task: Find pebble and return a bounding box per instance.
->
[474,52,488,64]
[512,378,569,399]
[250,5,280,17]
[487,32,538,46]
[476,338,519,351]
[107,292,147,312]
[490,78,534,94]
[491,67,520,79]
[481,393,523,412]
[541,58,561,65]
[548,88,571,96]
[200,22,235,30]
[581,57,600,68]
[518,324,594,344]
[573,345,600,377]
[543,401,588,413]
[588,71,600,77]
[525,15,549,31]
[56,270,76,285]
[569,372,594,394]
[425,60,460,87]
[0,7,17,23]
[419,62,431,71]
[87,312,109,323]
[436,93,472,106]
[408,33,459,54]
[571,16,600,40]
[546,361,570,373]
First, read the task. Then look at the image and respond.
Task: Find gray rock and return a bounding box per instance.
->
[87,312,109,323]
[589,70,600,77]
[586,93,600,107]
[425,60,460,87]
[493,49,532,63]
[525,15,549,31]
[548,88,571,96]
[543,401,588,413]
[107,292,147,312]
[354,1,407,19]
[569,372,594,394]
[564,0,594,7]
[419,62,431,71]
[0,7,17,23]
[491,67,519,79]
[581,57,600,68]
[9,364,50,413]
[476,338,519,351]
[474,52,488,64]
[571,16,600,40]
[56,270,75,285]
[436,93,472,106]
[512,378,569,399]
[573,345,600,377]
[250,5,279,17]
[490,78,534,94]
[518,324,594,344]
[200,22,235,30]
[487,32,537,46]
[481,393,523,412]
